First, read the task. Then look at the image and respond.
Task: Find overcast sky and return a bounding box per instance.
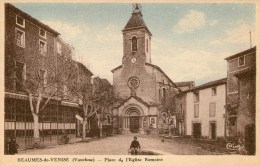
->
[13,3,256,86]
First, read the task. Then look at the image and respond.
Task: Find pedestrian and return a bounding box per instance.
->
[4,137,11,155]
[9,137,19,155]
[130,136,141,155]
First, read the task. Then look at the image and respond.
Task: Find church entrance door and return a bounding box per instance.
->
[130,116,139,133]
[126,107,141,133]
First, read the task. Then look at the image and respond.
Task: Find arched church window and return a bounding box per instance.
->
[162,87,166,99]
[131,36,137,51]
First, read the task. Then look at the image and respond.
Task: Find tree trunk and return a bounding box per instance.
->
[33,113,40,144]
[82,118,88,140]
[99,120,103,137]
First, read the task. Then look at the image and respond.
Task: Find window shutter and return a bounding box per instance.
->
[209,103,216,117]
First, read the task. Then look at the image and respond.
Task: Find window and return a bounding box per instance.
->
[212,87,217,96]
[161,87,166,99]
[150,117,157,128]
[131,36,137,51]
[39,40,47,55]
[193,92,199,103]
[209,102,216,117]
[194,104,199,118]
[15,61,26,91]
[15,28,25,48]
[57,42,62,55]
[39,69,47,86]
[39,29,46,38]
[16,15,25,27]
[238,56,245,66]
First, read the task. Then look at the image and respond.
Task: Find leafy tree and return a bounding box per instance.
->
[5,31,77,146]
[72,77,114,139]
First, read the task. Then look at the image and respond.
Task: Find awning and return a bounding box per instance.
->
[5,92,28,100]
[61,101,79,108]
[75,114,83,121]
[234,67,255,78]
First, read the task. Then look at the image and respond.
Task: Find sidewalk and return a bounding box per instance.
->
[18,136,100,152]
[19,133,122,152]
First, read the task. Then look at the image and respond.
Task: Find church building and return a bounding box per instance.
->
[112,5,179,134]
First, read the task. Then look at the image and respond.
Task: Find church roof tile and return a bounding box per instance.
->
[123,10,152,36]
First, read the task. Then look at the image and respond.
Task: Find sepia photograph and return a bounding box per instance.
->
[0,1,259,165]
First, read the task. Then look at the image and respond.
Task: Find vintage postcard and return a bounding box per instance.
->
[0,0,259,166]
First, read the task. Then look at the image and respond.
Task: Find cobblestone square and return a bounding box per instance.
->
[18,134,217,155]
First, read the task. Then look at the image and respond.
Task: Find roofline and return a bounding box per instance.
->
[57,37,72,50]
[181,78,227,93]
[175,81,194,86]
[111,65,122,73]
[76,61,94,76]
[114,96,151,108]
[111,63,177,87]
[225,46,256,61]
[175,81,194,84]
[6,3,60,36]
[122,26,152,36]
[145,63,177,88]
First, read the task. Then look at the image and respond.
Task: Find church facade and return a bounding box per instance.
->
[112,5,179,134]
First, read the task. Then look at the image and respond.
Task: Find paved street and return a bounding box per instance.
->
[18,134,215,155]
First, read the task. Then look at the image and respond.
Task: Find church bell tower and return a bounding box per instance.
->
[122,4,152,66]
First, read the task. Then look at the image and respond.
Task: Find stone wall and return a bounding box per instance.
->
[226,48,256,138]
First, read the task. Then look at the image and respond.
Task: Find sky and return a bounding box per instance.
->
[13,3,256,86]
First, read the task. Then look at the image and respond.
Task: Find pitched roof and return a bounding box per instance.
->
[124,12,147,29]
[111,65,122,73]
[114,96,152,108]
[225,46,256,61]
[145,63,176,88]
[182,78,227,93]
[123,10,152,36]
[100,79,112,88]
[111,63,177,88]
[175,81,194,87]
[76,62,93,76]
[6,3,60,36]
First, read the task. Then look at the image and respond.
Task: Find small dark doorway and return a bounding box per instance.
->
[130,116,139,133]
[193,123,201,138]
[210,122,216,139]
[245,124,255,155]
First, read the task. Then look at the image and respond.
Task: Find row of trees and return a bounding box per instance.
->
[6,30,114,146]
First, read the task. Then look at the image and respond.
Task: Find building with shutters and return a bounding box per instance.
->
[182,78,227,140]
[4,3,93,148]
